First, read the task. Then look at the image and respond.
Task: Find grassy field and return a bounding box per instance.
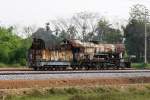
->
[131,63,150,69]
[0,63,25,68]
[3,85,150,100]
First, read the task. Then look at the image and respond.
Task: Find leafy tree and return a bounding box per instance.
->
[59,30,70,40]
[0,27,21,63]
[123,4,150,62]
[93,19,122,43]
[0,26,32,66]
[67,25,77,39]
[103,29,122,43]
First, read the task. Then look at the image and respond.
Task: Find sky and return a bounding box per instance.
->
[0,0,150,28]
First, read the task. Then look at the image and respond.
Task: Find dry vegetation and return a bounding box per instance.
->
[1,84,150,100]
[0,77,149,100]
[0,77,149,89]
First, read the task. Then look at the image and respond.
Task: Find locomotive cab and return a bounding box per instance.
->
[28,38,45,69]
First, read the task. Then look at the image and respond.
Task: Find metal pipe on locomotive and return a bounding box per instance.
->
[28,38,131,71]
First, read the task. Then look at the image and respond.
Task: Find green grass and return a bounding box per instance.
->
[6,95,70,100]
[0,62,24,68]
[4,85,150,100]
[131,63,150,69]
[6,93,150,100]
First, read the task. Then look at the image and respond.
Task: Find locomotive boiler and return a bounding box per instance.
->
[28,38,131,71]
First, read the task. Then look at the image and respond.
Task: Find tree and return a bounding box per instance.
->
[67,25,77,39]
[93,19,122,43]
[59,30,70,40]
[0,27,22,63]
[50,12,100,41]
[0,26,32,66]
[130,4,149,22]
[95,19,110,42]
[103,29,122,43]
[124,4,150,62]
[23,25,37,38]
[72,12,100,41]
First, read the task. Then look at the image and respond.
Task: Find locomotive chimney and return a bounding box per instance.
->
[46,22,50,31]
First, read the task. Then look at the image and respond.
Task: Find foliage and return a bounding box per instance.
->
[104,31,122,43]
[132,63,150,69]
[0,27,32,66]
[123,4,150,62]
[51,12,122,43]
[124,19,146,62]
[4,85,150,100]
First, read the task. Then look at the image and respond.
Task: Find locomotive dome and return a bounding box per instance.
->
[32,28,61,48]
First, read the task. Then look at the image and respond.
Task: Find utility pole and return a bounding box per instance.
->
[144,11,147,64]
[144,9,150,64]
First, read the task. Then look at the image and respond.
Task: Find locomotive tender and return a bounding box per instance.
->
[28,38,131,71]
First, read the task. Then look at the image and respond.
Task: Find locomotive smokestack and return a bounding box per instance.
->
[46,22,50,31]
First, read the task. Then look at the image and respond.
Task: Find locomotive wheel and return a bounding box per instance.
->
[33,67,37,71]
[85,66,89,70]
[97,66,101,70]
[53,67,56,71]
[78,67,82,70]
[62,67,66,70]
[99,64,104,70]
[49,67,53,71]
[55,67,59,71]
[44,67,48,71]
[38,67,43,71]
[42,67,45,71]
[60,67,66,71]
[121,67,125,70]
[106,66,109,70]
[100,67,104,70]
[59,67,63,71]
[47,67,50,71]
[103,64,107,70]
[120,63,125,70]
[51,67,55,71]
[95,65,99,70]
[43,66,48,71]
[72,67,76,70]
[116,66,119,70]
[112,66,116,70]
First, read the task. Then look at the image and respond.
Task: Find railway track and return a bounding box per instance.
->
[0,69,149,80]
[0,69,149,75]
[0,67,134,71]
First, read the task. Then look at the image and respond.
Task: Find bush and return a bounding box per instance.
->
[0,63,7,67]
[28,89,43,97]
[19,59,27,66]
[65,88,81,94]
[47,88,66,95]
[132,63,147,69]
[69,95,87,100]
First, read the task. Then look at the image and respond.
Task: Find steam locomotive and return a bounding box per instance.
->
[28,38,131,71]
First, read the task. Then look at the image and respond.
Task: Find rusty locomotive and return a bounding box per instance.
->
[28,38,131,71]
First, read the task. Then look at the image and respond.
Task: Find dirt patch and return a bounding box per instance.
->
[0,77,149,89]
[0,68,31,71]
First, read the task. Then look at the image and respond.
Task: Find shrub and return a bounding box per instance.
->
[65,88,80,94]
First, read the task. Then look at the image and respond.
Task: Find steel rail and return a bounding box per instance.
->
[0,69,150,75]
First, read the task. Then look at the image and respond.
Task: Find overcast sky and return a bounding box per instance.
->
[0,0,150,27]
